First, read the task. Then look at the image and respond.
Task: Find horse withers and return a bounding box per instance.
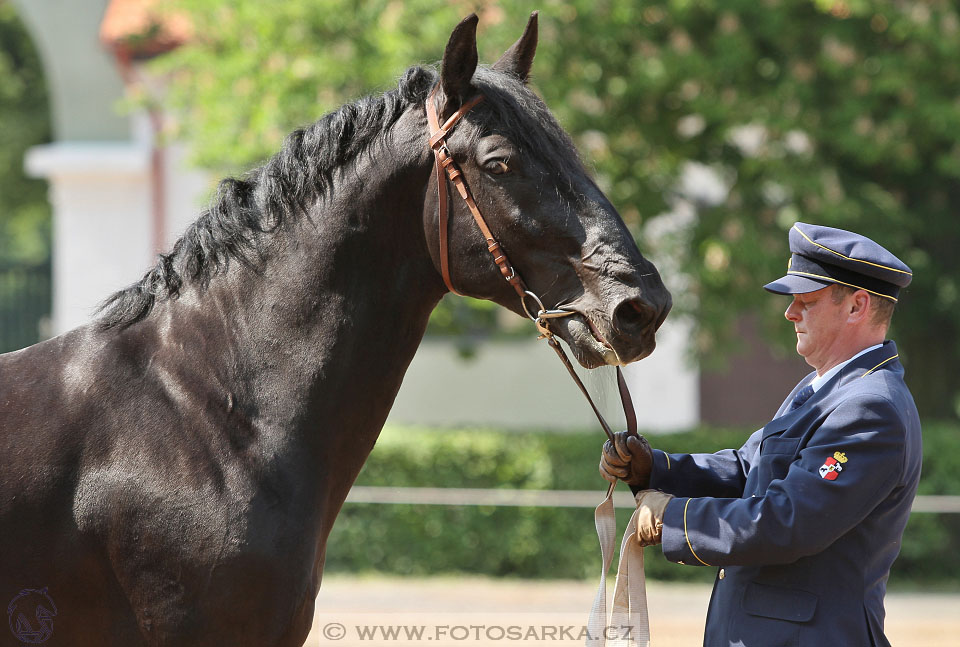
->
[0,13,670,646]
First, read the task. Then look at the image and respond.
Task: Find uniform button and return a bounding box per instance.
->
[719,568,725,580]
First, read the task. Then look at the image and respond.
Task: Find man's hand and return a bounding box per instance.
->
[633,489,673,547]
[599,431,654,488]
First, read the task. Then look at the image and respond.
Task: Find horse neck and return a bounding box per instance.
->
[157,107,443,502]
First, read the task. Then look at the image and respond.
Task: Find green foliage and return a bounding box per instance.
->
[152,0,960,413]
[152,0,533,174]
[0,1,51,264]
[587,0,960,419]
[329,425,748,582]
[326,423,960,588]
[894,421,960,585]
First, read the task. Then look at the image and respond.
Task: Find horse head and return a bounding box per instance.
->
[422,13,672,368]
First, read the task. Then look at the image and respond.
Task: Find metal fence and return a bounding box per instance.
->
[0,261,51,353]
[345,486,960,514]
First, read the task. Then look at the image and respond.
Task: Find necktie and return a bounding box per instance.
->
[788,384,815,411]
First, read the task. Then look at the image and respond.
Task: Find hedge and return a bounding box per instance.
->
[325,422,960,588]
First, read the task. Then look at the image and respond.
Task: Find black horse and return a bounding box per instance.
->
[0,13,670,646]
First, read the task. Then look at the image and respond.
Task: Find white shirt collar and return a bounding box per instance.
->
[810,343,884,392]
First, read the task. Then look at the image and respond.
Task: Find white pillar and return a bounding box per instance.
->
[25,142,152,334]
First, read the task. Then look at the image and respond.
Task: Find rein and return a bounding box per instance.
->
[426,88,652,646]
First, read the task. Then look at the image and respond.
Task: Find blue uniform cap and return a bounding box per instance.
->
[763,223,912,302]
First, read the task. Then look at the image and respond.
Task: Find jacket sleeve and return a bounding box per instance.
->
[640,429,762,499]
[660,395,907,567]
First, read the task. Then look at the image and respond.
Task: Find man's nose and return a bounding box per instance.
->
[785,299,801,322]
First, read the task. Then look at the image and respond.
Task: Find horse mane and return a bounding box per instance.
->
[97,66,436,329]
[97,65,584,330]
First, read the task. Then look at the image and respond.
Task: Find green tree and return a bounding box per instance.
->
[544,0,958,419]
[150,0,960,417]
[0,0,51,264]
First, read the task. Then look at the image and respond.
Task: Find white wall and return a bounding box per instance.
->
[387,317,698,432]
[620,316,699,431]
[26,142,152,333]
[163,142,215,246]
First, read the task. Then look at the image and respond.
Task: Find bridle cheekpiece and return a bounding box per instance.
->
[424,86,572,330]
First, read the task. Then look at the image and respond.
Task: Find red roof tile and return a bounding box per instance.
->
[100,0,192,60]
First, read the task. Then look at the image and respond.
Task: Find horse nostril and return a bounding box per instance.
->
[613,298,656,336]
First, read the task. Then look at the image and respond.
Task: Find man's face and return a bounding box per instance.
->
[784,286,849,371]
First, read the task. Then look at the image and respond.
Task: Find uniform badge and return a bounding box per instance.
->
[819,451,847,480]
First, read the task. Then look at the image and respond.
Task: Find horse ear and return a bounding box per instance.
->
[440,14,479,109]
[492,11,538,83]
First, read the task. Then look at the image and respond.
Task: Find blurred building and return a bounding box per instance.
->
[14,0,207,336]
[12,0,806,432]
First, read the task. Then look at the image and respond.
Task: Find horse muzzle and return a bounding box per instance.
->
[550,292,671,369]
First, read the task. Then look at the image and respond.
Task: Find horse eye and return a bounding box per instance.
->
[487,160,510,175]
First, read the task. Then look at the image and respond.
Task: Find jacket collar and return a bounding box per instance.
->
[799,340,901,397]
[765,340,901,432]
[834,339,901,388]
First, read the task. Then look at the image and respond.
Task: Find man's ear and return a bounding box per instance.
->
[440,14,480,115]
[492,11,538,82]
[848,290,872,324]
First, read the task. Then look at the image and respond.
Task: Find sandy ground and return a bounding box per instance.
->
[307,575,959,646]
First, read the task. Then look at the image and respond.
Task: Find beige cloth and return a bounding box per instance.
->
[586,481,651,647]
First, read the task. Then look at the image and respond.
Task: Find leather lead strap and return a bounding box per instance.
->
[618,365,638,435]
[539,338,652,647]
[541,335,637,444]
[544,337,616,442]
[589,366,650,647]
[544,338,649,647]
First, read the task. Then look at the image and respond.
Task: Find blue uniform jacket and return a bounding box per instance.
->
[648,341,922,647]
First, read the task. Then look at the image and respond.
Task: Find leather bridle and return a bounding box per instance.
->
[425,86,631,442]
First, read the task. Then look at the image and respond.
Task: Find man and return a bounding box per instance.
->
[601,223,921,647]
